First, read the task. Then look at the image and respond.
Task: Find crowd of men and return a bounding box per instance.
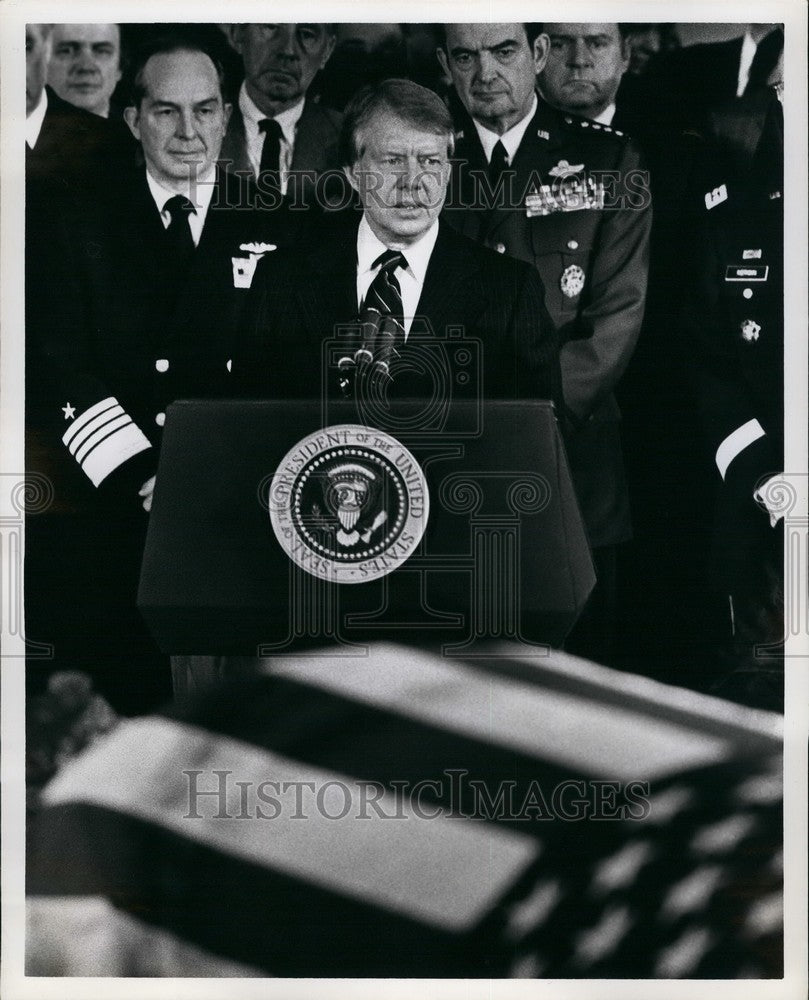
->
[24,22,786,714]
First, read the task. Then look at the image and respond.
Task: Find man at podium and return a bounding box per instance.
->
[232,78,562,409]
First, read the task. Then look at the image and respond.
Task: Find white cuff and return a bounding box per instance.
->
[63,397,152,487]
[715,419,766,480]
[754,474,787,527]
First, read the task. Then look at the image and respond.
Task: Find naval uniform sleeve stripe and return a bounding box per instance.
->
[78,422,152,487]
[715,418,766,480]
[63,397,121,448]
[67,408,126,458]
[73,413,132,464]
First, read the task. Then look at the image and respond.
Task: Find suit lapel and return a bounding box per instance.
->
[220,105,252,176]
[291,100,325,173]
[301,218,359,332]
[415,223,479,335]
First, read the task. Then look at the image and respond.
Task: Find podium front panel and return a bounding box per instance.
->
[138,400,595,653]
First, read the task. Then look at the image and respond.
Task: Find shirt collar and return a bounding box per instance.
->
[145,166,217,218]
[473,92,538,163]
[239,82,305,146]
[26,87,48,149]
[356,214,440,287]
[592,102,616,126]
[737,30,758,97]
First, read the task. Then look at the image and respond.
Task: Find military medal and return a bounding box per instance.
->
[740,319,761,342]
[560,265,585,298]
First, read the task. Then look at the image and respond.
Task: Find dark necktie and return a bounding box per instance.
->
[258,118,284,193]
[364,249,406,332]
[164,195,196,262]
[338,250,408,393]
[489,140,509,189]
[745,29,783,95]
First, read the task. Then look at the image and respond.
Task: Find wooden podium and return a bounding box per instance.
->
[138,399,595,654]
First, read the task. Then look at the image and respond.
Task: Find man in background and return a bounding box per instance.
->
[47,23,122,119]
[439,22,651,664]
[538,22,629,126]
[222,23,343,205]
[27,35,286,714]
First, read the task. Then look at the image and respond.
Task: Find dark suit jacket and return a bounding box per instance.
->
[220,96,344,207]
[27,86,135,193]
[233,214,561,411]
[445,98,651,546]
[642,36,746,137]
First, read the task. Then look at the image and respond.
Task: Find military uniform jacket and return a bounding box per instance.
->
[445,97,652,546]
[31,167,290,502]
[685,96,784,509]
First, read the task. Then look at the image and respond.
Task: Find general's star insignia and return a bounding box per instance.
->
[62,402,76,420]
[740,319,761,342]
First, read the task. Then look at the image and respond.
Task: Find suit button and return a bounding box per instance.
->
[155,359,169,373]
[743,288,754,299]
[155,412,166,427]
[495,242,506,254]
[567,240,579,250]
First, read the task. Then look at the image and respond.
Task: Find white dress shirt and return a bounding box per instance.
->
[356,215,440,338]
[145,168,217,247]
[26,88,48,149]
[472,93,538,165]
[593,102,617,126]
[238,82,305,194]
[736,30,759,97]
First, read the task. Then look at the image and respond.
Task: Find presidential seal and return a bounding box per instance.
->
[268,424,429,583]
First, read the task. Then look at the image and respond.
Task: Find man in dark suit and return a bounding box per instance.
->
[26,23,133,190]
[233,78,560,409]
[642,24,783,139]
[26,36,290,713]
[222,24,344,207]
[438,23,651,662]
[46,23,122,119]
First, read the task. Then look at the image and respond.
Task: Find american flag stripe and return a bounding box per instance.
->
[27,645,783,978]
[41,715,540,932]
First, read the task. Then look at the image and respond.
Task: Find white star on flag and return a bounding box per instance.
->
[62,403,76,420]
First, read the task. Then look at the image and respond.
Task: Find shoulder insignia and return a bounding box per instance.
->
[563,115,625,139]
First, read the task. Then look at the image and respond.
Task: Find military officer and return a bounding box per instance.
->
[439,23,652,661]
[26,35,289,713]
[684,86,784,708]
